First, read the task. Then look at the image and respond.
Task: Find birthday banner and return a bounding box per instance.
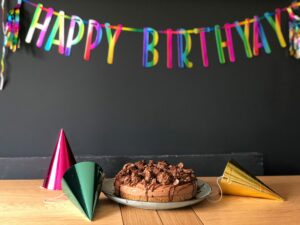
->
[1,0,300,90]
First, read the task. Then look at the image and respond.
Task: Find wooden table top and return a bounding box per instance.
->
[0,176,299,225]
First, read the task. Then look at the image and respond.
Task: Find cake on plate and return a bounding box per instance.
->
[114,160,197,202]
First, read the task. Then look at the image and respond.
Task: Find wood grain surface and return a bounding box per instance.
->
[0,176,299,225]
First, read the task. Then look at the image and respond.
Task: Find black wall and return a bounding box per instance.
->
[0,0,299,175]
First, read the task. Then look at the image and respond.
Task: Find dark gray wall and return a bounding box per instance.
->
[0,0,299,175]
[0,153,264,179]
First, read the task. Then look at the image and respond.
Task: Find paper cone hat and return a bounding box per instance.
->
[43,129,76,190]
[62,162,104,221]
[220,160,284,201]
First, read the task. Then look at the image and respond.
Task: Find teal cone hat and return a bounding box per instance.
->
[62,161,104,221]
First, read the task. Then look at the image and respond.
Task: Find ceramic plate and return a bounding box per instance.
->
[102,178,211,210]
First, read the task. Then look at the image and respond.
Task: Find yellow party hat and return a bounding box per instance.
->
[220,160,284,201]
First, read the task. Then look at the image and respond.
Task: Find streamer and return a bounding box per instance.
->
[289,21,300,59]
[25,4,54,48]
[143,27,159,67]
[287,6,300,59]
[1,0,22,90]
[84,20,102,61]
[177,29,193,68]
[44,11,65,54]
[264,9,287,48]
[235,19,253,58]
[105,23,122,64]
[253,16,271,56]
[214,24,235,64]
[4,1,21,52]
[65,15,85,56]
[1,0,6,90]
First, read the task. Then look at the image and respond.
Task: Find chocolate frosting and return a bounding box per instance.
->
[114,160,197,196]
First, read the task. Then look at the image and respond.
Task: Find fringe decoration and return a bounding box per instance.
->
[1,0,22,90]
[288,4,300,59]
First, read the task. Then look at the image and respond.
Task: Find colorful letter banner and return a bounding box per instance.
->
[1,0,300,90]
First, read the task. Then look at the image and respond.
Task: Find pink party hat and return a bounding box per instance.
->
[43,129,76,190]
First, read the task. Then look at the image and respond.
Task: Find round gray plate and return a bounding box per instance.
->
[102,178,212,210]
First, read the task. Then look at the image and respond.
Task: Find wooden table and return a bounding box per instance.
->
[0,176,299,225]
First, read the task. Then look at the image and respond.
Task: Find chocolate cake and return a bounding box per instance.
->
[114,160,197,202]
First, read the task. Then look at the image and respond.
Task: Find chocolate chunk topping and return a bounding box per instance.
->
[157,171,172,185]
[114,160,197,191]
[173,179,180,186]
[177,162,184,169]
[135,160,146,170]
[144,167,153,182]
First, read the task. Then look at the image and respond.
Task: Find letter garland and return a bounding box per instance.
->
[0,0,300,90]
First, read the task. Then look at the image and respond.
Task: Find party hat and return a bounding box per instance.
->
[220,160,284,201]
[43,129,76,190]
[62,162,104,221]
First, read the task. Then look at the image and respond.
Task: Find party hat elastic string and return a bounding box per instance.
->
[207,176,223,203]
[38,186,67,204]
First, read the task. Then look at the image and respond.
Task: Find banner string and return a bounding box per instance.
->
[21,0,300,34]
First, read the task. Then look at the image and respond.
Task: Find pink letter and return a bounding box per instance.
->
[84,20,102,61]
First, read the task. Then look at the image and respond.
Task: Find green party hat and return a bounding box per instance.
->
[62,161,104,221]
